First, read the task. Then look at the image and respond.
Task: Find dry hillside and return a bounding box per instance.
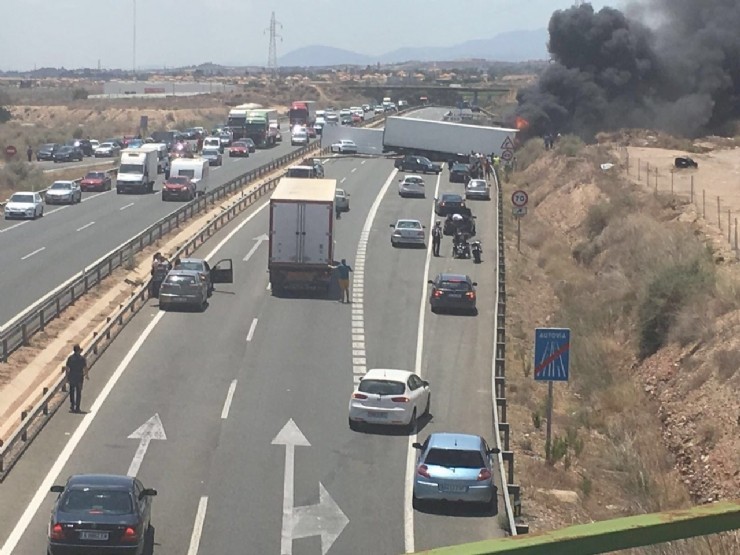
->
[503,136,740,553]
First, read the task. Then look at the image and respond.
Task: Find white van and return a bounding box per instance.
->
[203,136,223,153]
[169,157,210,197]
[140,143,169,174]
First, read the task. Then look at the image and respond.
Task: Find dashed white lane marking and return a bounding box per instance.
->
[221,380,238,419]
[246,318,258,342]
[361,160,366,165]
[21,246,45,260]
[351,168,357,173]
[76,221,95,232]
[187,496,209,555]
[45,205,70,216]
[81,191,110,202]
[340,177,346,183]
[266,281,272,291]
[349,169,398,381]
[119,202,135,211]
[0,221,29,233]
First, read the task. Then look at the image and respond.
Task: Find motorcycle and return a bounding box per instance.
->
[471,241,482,263]
[453,238,471,259]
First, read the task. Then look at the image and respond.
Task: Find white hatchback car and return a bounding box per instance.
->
[398,175,426,198]
[465,179,491,201]
[390,219,426,247]
[331,139,358,154]
[349,369,431,432]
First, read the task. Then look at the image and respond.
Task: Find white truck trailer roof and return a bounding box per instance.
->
[271,178,336,203]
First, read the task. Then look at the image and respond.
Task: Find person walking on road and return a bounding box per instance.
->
[63,344,88,413]
[432,221,442,256]
[334,259,353,303]
[26,145,33,162]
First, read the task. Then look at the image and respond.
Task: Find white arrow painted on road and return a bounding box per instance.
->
[272,419,348,555]
[243,233,269,262]
[127,413,166,477]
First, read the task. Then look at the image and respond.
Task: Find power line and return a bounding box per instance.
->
[265,11,282,77]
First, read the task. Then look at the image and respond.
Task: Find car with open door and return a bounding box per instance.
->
[172,257,233,296]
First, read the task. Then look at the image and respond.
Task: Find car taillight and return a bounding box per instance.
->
[433,290,442,298]
[417,464,431,478]
[50,523,65,540]
[121,526,138,542]
[391,396,410,403]
[352,393,367,400]
[466,291,475,299]
[416,231,424,237]
[477,468,492,481]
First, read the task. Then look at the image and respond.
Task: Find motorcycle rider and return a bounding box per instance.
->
[432,221,442,256]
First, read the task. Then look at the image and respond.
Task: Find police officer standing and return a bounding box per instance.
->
[432,221,442,257]
[63,344,88,413]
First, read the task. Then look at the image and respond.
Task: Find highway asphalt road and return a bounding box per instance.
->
[0,131,302,326]
[0,150,504,554]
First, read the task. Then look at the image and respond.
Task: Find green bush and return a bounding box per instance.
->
[555,134,585,157]
[72,88,88,100]
[548,435,569,465]
[584,202,613,238]
[0,160,46,192]
[0,106,11,124]
[638,259,714,358]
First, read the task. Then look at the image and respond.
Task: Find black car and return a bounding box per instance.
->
[395,155,442,174]
[243,138,256,152]
[675,156,698,169]
[36,143,60,161]
[449,163,471,183]
[435,193,466,216]
[48,474,157,555]
[53,145,84,162]
[428,273,478,314]
[443,207,476,236]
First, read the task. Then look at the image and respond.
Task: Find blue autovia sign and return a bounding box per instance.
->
[534,328,570,381]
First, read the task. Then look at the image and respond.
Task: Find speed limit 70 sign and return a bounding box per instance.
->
[511,190,528,207]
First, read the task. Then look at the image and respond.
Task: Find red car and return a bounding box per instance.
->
[80,171,112,192]
[162,176,195,201]
[229,141,250,157]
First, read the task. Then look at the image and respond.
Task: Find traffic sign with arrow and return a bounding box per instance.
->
[127,413,167,477]
[272,419,349,555]
[243,234,269,263]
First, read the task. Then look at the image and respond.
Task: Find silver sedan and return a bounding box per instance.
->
[465,179,491,201]
[390,219,426,248]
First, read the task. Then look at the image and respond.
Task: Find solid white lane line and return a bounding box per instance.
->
[0,311,165,555]
[76,221,95,232]
[246,318,258,342]
[221,380,238,419]
[187,496,209,555]
[21,247,45,260]
[404,171,441,554]
[45,206,70,215]
[119,202,135,211]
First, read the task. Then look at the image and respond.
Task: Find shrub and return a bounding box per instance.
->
[0,160,45,191]
[0,106,11,124]
[72,127,84,139]
[515,137,545,170]
[555,134,585,157]
[638,259,714,358]
[548,435,569,465]
[715,348,740,381]
[71,88,88,100]
[580,475,593,497]
[584,202,613,238]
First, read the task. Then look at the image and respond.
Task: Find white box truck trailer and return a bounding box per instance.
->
[382,116,519,160]
[167,157,210,198]
[117,148,158,194]
[268,178,336,295]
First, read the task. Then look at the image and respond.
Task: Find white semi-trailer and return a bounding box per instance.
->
[382,116,518,159]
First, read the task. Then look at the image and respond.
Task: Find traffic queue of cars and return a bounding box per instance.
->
[349,159,500,513]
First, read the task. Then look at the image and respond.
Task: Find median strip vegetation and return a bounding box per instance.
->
[504,136,740,553]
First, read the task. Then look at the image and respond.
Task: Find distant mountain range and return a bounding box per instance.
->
[278,29,549,67]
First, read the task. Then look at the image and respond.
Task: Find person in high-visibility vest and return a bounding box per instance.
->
[493,155,501,171]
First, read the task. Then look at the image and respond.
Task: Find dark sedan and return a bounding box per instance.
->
[36,143,60,161]
[434,193,466,216]
[53,145,84,162]
[69,139,94,157]
[47,474,156,555]
[449,163,471,183]
[428,273,478,314]
[243,138,256,152]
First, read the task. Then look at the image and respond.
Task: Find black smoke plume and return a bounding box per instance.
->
[516,1,740,139]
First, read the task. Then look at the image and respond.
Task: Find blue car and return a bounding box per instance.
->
[412,433,499,509]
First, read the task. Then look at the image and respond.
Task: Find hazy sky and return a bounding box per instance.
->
[1,0,615,70]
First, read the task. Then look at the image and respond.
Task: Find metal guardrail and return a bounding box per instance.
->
[0,144,329,479]
[0,141,321,363]
[491,167,527,535]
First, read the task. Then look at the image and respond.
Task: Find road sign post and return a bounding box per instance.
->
[4,145,17,158]
[512,190,528,253]
[534,328,570,463]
